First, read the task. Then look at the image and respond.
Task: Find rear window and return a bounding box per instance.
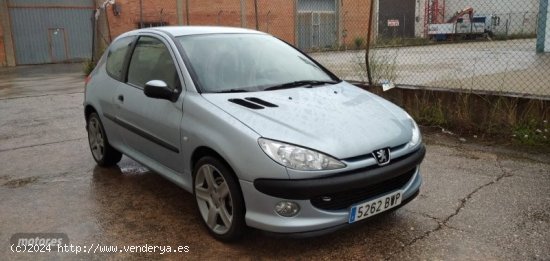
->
[106,36,135,81]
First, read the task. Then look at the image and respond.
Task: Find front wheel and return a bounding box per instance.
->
[193,156,246,241]
[87,112,122,166]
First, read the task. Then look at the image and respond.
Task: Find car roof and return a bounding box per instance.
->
[128,26,267,37]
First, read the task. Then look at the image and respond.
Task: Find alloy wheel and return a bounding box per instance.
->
[194,164,234,235]
[88,117,105,161]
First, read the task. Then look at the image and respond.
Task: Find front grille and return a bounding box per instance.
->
[310,168,416,211]
[343,143,408,163]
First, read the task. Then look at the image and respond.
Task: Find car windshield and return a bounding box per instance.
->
[176,34,337,93]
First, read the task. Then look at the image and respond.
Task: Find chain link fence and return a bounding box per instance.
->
[181,0,549,99]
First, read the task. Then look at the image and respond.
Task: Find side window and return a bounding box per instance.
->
[106,36,135,81]
[127,36,179,90]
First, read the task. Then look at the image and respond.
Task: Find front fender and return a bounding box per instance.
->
[181,93,289,182]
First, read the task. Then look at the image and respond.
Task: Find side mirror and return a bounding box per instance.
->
[143,80,176,101]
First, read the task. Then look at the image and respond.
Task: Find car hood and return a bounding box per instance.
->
[202,82,412,159]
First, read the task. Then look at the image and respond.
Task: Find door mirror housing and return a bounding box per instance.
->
[144,80,176,101]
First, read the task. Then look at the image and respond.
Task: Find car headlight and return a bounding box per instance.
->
[408,115,421,147]
[258,138,346,171]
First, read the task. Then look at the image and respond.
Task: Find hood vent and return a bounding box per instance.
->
[228,98,264,109]
[245,97,278,107]
[228,97,279,110]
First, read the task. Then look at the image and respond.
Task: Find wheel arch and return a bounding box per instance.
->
[84,104,98,122]
[191,146,236,177]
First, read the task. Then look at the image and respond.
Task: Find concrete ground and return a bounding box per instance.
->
[0,64,549,260]
[310,39,550,98]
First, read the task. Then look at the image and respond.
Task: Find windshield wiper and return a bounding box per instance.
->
[264,80,338,91]
[215,88,249,93]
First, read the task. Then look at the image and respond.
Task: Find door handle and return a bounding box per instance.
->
[117,95,124,102]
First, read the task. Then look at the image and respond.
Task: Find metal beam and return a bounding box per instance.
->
[537,0,549,53]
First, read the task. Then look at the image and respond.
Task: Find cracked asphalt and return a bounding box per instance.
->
[0,64,549,260]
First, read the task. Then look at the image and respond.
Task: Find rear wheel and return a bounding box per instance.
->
[193,156,246,241]
[87,112,122,166]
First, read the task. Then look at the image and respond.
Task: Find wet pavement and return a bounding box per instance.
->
[0,64,549,260]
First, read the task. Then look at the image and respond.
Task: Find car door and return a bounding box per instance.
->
[93,35,136,150]
[114,34,185,173]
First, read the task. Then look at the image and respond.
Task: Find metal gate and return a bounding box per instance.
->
[378,0,416,39]
[8,0,94,65]
[297,0,338,51]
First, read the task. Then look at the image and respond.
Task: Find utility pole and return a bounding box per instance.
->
[365,0,375,86]
[139,0,144,28]
[185,0,190,25]
[176,0,184,25]
[254,0,259,30]
[240,0,247,27]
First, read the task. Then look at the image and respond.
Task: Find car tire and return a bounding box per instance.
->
[193,156,246,241]
[87,112,122,167]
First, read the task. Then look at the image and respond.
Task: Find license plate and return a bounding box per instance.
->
[348,190,403,223]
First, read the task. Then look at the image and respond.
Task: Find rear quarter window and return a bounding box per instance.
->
[106,36,135,81]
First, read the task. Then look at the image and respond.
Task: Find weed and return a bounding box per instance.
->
[82,59,97,76]
[374,37,431,48]
[492,33,536,41]
[363,85,549,146]
[354,37,365,49]
[513,119,549,145]
[367,49,398,85]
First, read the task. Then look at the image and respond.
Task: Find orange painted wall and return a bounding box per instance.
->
[341,0,372,48]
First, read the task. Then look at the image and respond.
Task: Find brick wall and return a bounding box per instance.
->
[103,0,370,49]
[342,0,372,48]
[187,0,295,44]
[187,0,243,28]
[106,0,178,39]
[104,0,297,44]
[252,0,295,44]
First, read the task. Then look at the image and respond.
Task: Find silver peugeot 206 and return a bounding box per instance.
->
[84,26,425,241]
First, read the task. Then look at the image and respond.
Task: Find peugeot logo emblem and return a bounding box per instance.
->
[372,148,391,166]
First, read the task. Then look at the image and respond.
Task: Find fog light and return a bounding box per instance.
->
[274,201,300,217]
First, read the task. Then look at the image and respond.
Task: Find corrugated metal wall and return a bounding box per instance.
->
[8,0,93,6]
[8,0,94,65]
[297,0,336,12]
[297,0,338,51]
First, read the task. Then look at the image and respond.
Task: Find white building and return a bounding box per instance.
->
[414,0,540,37]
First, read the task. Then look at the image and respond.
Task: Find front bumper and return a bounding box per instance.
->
[240,145,425,234]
